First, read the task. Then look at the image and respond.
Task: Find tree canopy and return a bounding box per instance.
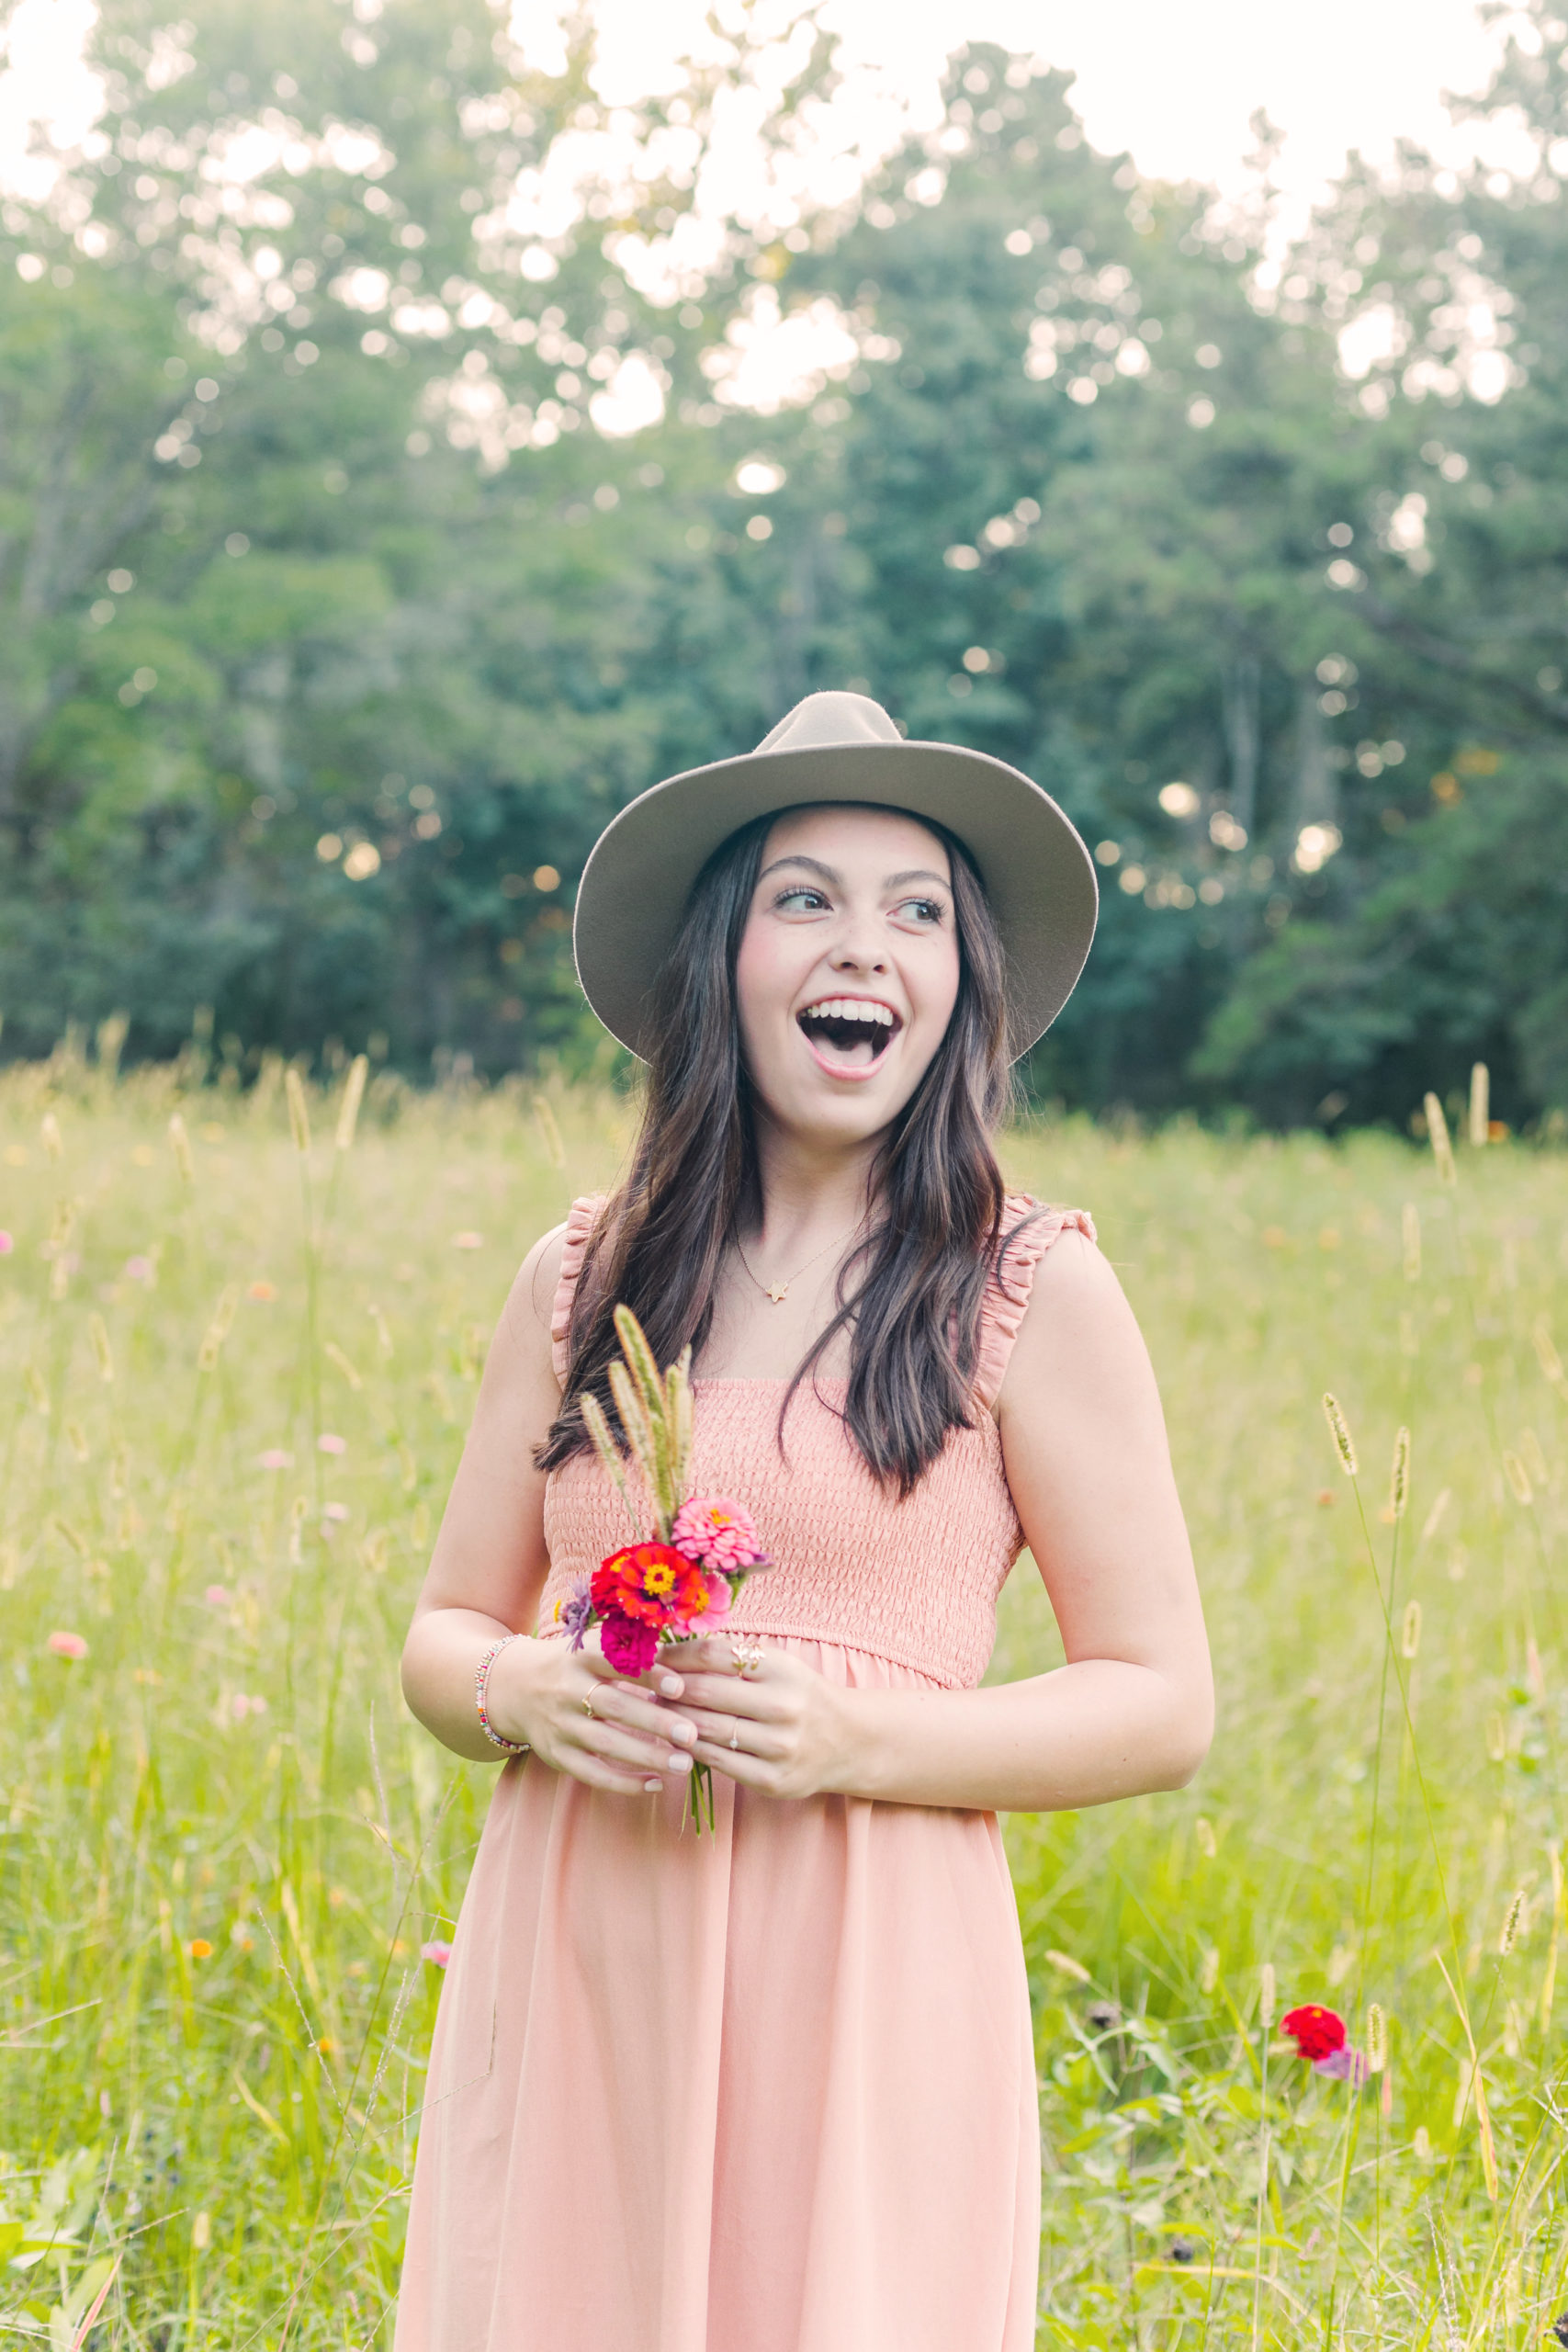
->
[2,0,1565,1128]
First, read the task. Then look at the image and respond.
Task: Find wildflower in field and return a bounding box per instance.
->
[322,1502,349,1521]
[452,1230,484,1250]
[47,1630,88,1658]
[1280,2003,1344,2062]
[204,1584,231,1607]
[258,1449,294,1470]
[247,1280,277,1302]
[0,1230,12,1256]
[318,1432,347,1454]
[189,1939,213,1959]
[231,1693,267,1721]
[125,1255,154,1282]
[421,1940,454,1968]
[1280,2003,1367,2081]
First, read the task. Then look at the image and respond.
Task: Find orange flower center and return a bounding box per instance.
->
[641,1560,676,1595]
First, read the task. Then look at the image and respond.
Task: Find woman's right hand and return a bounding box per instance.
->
[487,1631,700,1795]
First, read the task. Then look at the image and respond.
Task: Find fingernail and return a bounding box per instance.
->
[644,1779,661,1792]
[660,1675,682,1696]
[672,1721,696,1744]
[665,1751,692,1772]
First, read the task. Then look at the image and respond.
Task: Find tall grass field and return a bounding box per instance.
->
[1,1044,1564,2347]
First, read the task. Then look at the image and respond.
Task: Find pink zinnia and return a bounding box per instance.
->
[600,1609,660,1678]
[47,1631,88,1659]
[700,1572,733,1623]
[671,1495,770,1572]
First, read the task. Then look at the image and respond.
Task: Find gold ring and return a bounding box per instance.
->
[581,1690,596,1718]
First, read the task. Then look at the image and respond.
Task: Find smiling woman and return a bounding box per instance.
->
[395,690,1213,2352]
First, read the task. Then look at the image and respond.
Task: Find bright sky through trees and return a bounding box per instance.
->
[0,0,1520,218]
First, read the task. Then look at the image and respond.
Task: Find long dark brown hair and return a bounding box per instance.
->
[536,801,1030,1497]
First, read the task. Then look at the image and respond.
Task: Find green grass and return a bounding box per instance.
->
[1,1047,1563,2346]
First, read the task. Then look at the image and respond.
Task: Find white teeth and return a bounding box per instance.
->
[800,1000,894,1025]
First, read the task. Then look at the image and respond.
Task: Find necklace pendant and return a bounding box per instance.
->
[765,1282,789,1304]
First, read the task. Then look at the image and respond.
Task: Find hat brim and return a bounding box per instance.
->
[572,739,1099,1062]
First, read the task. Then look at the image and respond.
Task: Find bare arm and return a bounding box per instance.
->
[671,1229,1214,1813]
[399,1226,704,1792]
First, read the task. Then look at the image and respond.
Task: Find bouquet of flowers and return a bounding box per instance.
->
[558,1304,772,1830]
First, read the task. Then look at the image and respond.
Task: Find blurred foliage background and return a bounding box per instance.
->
[3,0,1568,1129]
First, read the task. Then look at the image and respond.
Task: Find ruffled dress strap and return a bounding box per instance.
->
[549,1193,610,1385]
[972,1192,1097,1413]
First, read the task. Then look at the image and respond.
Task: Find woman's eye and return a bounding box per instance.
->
[775,888,828,911]
[896,897,946,924]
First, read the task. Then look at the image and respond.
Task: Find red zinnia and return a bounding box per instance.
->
[1280,2005,1347,2064]
[594,1543,710,1630]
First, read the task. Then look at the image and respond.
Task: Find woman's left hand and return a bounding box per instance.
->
[668,1636,848,1801]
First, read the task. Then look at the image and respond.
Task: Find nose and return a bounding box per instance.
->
[829,918,887,976]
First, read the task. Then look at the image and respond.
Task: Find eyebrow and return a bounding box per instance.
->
[759,855,952,892]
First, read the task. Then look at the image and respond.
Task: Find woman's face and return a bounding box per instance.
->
[734,804,963,1148]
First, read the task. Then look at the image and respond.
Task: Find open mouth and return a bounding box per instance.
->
[795,996,901,1074]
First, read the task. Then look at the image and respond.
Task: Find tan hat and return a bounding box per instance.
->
[571,689,1098,1061]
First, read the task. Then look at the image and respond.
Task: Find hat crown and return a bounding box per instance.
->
[753,689,902,756]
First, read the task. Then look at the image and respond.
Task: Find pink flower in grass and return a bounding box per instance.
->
[47,1630,88,1659]
[670,1496,771,1573]
[258,1449,293,1471]
[317,1432,347,1455]
[0,1231,13,1256]
[420,1940,453,1969]
[204,1584,231,1607]
[1312,2044,1369,2084]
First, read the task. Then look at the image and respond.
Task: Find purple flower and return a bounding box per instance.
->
[1313,2046,1368,2085]
[560,1577,594,1651]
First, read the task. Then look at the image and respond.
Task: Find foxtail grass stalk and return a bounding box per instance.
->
[1253,1962,1275,2352]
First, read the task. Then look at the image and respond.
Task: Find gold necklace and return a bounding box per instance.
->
[735,1221,861,1306]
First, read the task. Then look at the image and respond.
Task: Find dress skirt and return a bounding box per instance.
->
[393,1637,1042,2352]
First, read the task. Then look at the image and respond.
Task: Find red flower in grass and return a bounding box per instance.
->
[1280,2006,1346,2064]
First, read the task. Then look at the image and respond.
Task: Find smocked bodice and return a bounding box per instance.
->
[536,1193,1095,1690]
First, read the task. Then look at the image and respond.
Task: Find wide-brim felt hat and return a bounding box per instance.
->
[571,689,1099,1062]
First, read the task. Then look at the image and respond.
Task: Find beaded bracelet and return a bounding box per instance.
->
[475,1634,530,1757]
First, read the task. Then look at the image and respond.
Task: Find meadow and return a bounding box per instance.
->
[0,1040,1564,2348]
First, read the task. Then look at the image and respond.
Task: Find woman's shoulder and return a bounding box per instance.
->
[995,1191,1148,1404]
[541,1193,614,1382]
[972,1194,1098,1411]
[494,1194,604,1373]
[990,1193,1099,1297]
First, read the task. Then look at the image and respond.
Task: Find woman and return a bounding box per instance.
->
[396,690,1213,2352]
